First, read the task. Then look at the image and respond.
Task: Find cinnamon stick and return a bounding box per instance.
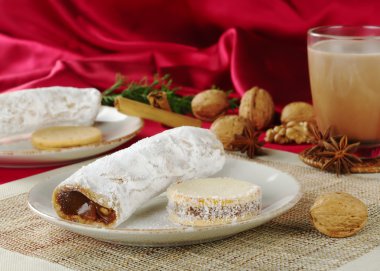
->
[115,97,202,128]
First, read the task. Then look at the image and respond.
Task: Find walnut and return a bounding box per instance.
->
[191,89,229,122]
[265,121,313,144]
[281,102,315,124]
[239,87,274,130]
[310,192,368,238]
[210,115,247,150]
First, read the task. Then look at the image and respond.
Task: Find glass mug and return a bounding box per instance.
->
[308,26,380,158]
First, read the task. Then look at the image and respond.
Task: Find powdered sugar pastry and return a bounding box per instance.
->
[53,126,225,228]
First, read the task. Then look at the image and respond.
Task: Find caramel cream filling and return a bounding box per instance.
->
[56,190,116,225]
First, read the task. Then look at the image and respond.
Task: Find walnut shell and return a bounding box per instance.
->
[281,102,314,124]
[191,89,229,122]
[239,87,274,130]
[210,115,247,150]
[310,192,368,238]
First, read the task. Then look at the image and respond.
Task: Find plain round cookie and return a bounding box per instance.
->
[32,126,102,150]
[310,192,368,238]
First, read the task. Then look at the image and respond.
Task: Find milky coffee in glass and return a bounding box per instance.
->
[308,26,380,158]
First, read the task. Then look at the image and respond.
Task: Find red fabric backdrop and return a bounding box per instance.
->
[0,0,379,183]
[0,0,378,103]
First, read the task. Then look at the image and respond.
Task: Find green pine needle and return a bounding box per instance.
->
[101,73,193,114]
[101,74,239,115]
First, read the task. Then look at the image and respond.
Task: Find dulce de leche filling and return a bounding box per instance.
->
[56,190,116,225]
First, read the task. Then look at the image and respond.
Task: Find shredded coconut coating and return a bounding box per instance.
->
[0,86,101,138]
[54,127,226,228]
[167,179,262,226]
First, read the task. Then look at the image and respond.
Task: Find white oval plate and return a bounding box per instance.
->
[28,156,302,247]
[0,106,143,167]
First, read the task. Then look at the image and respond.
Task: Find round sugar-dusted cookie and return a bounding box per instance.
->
[167,177,262,226]
[32,126,102,150]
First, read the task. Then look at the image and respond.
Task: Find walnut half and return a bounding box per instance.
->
[265,121,313,144]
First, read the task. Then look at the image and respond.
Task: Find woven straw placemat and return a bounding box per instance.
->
[1,158,380,271]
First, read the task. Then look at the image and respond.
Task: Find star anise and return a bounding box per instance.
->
[229,123,263,159]
[305,124,332,155]
[318,135,362,176]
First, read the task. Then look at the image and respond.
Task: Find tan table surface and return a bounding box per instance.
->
[1,149,379,271]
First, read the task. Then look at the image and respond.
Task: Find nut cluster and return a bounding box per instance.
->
[265,121,313,144]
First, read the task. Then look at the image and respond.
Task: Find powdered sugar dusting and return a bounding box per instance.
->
[168,177,260,199]
[167,178,262,226]
[55,127,225,227]
[0,86,101,138]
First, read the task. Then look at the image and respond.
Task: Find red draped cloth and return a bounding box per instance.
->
[0,0,378,183]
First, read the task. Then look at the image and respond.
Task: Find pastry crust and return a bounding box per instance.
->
[32,126,102,150]
[53,127,225,228]
[167,178,262,226]
[310,192,368,238]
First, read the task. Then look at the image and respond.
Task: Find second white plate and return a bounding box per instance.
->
[0,106,143,167]
[28,156,302,247]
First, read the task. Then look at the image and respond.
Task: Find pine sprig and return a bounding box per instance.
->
[228,97,239,109]
[219,88,239,109]
[102,74,239,115]
[101,74,193,114]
